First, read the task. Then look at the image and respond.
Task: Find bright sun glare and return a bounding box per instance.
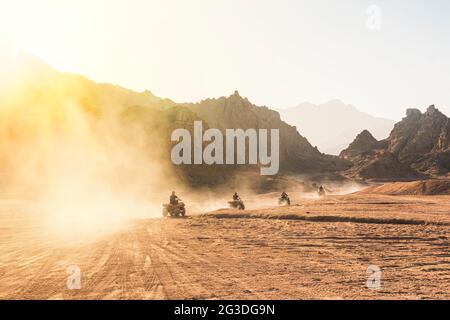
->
[1,1,81,72]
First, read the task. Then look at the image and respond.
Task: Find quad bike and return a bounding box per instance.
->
[318,188,326,198]
[228,200,245,210]
[278,197,291,206]
[162,201,186,217]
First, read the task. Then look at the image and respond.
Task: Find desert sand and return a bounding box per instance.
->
[0,192,449,300]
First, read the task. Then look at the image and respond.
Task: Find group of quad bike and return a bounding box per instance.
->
[162,186,327,218]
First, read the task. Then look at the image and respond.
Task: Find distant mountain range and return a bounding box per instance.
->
[279,100,395,155]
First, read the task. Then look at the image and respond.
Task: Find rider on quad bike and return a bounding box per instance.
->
[318,185,326,197]
[163,191,186,217]
[278,192,291,206]
[170,191,179,205]
[228,192,245,210]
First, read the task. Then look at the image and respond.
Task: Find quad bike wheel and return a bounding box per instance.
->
[278,198,290,206]
[228,200,245,210]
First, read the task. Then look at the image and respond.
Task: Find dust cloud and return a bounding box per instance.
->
[0,53,180,239]
[0,46,366,241]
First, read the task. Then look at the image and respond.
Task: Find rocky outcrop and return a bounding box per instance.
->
[340,106,450,180]
[387,105,449,175]
[340,130,386,160]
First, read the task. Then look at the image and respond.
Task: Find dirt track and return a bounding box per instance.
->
[0,194,449,300]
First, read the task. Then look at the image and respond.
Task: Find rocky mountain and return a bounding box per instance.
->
[340,130,386,160]
[183,91,348,173]
[388,106,449,173]
[340,105,450,180]
[279,100,394,155]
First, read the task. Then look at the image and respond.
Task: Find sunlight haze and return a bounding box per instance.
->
[1,0,449,119]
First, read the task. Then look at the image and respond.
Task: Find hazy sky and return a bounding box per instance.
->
[1,0,449,120]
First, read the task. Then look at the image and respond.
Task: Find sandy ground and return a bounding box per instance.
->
[0,193,449,300]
